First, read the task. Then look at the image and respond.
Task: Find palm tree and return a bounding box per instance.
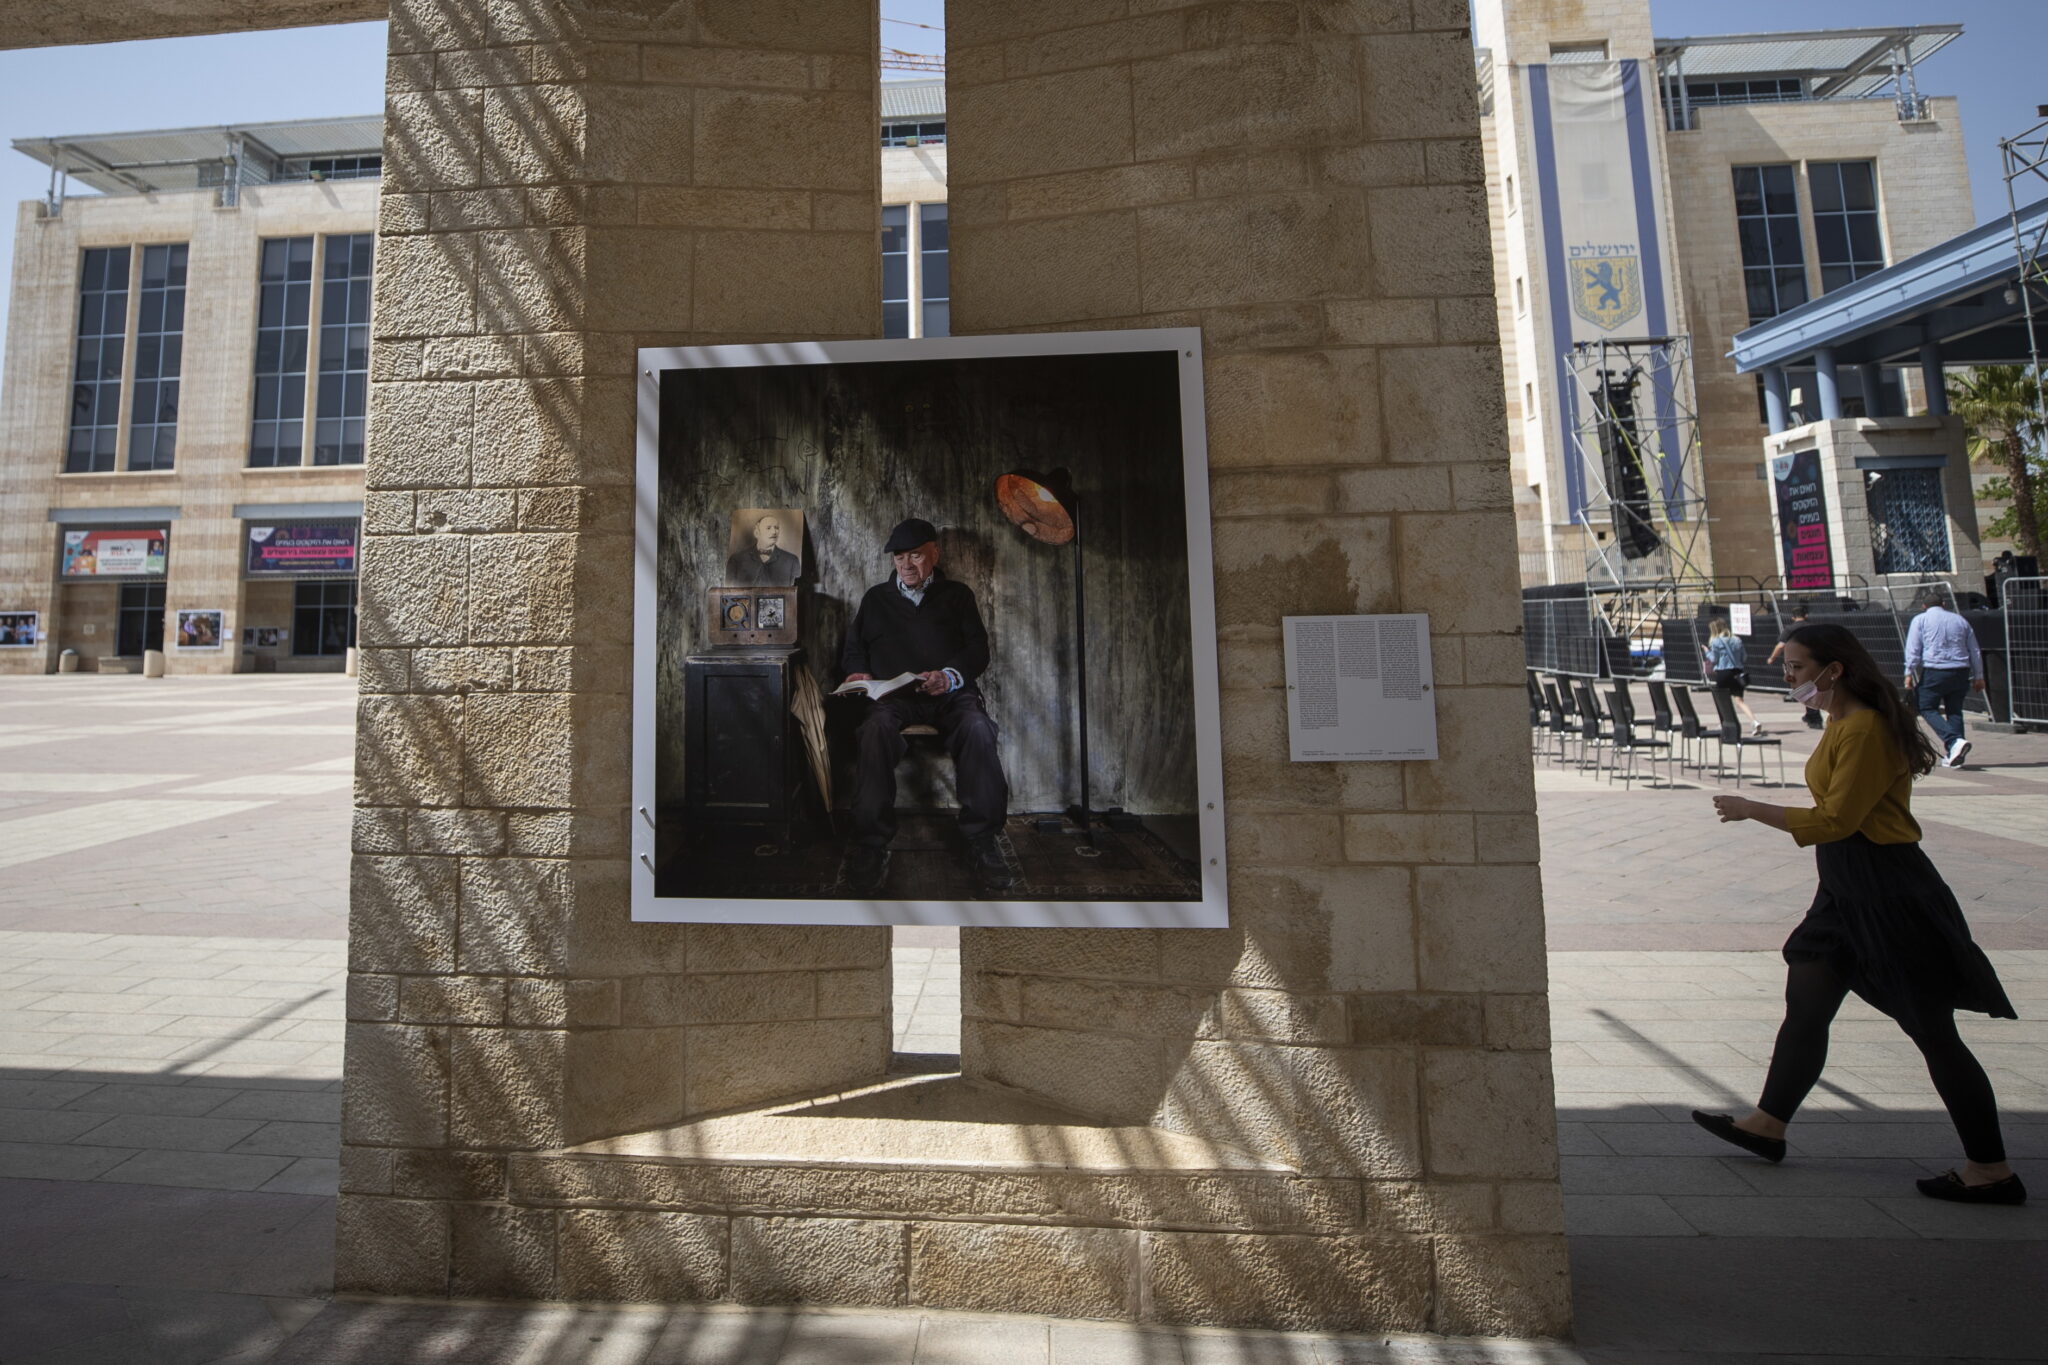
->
[1947,365,2043,558]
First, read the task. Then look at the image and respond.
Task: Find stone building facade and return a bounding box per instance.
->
[1476,0,1977,588]
[3,0,1568,1339]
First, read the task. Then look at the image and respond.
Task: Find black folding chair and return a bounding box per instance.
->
[1571,679,1613,773]
[1710,687,1786,788]
[1668,686,1715,777]
[1526,673,1548,752]
[1646,680,1677,746]
[1608,685,1674,787]
[1540,682,1572,764]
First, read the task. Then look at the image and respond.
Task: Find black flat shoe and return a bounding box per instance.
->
[1691,1110,1786,1163]
[1916,1170,2026,1205]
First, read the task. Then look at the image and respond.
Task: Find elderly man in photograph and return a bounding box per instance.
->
[842,517,1015,893]
[725,512,801,587]
[1904,589,1987,768]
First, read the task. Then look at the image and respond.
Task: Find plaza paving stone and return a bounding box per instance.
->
[1,674,2045,1360]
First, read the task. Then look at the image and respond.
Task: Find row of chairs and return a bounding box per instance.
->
[1526,672,1789,789]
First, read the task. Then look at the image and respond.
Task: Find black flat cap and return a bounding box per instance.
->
[884,517,938,553]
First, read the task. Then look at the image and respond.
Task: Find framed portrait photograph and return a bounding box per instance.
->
[633,328,1226,928]
[175,609,225,650]
[0,611,39,648]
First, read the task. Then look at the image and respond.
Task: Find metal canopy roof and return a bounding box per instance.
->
[11,115,384,195]
[1730,200,2048,373]
[881,78,945,121]
[1654,25,1961,98]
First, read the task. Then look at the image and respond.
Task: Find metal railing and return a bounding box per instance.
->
[2005,576,2048,727]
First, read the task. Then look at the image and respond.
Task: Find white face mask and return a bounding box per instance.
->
[1789,670,1836,709]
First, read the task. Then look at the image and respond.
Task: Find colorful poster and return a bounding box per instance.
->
[1527,59,1680,516]
[175,609,225,650]
[60,528,168,578]
[1772,449,1835,591]
[245,522,359,575]
[0,611,39,647]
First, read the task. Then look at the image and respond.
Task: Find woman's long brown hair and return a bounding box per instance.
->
[1783,623,1940,777]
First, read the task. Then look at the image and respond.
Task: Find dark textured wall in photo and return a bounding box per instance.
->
[655,350,1198,817]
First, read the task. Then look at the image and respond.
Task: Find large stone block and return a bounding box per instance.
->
[1422,1049,1559,1180]
[1130,43,1360,161]
[1394,511,1522,634]
[1380,344,1507,464]
[334,1195,449,1295]
[558,1209,727,1302]
[383,88,484,194]
[564,1026,690,1141]
[910,1222,1134,1319]
[1159,1041,1420,1177]
[1018,976,1205,1038]
[621,971,819,1027]
[450,1026,567,1148]
[950,66,1135,184]
[477,228,588,335]
[371,232,478,341]
[1417,864,1547,993]
[341,1023,448,1146]
[694,87,875,193]
[732,1216,906,1307]
[473,377,634,488]
[450,1202,558,1299]
[1432,1234,1573,1338]
[349,854,457,973]
[1360,32,1482,142]
[963,1021,1166,1126]
[464,693,576,807]
[692,228,874,337]
[1204,349,1380,469]
[686,1019,890,1115]
[1142,1231,1431,1331]
[1156,865,1416,994]
[688,924,889,974]
[1401,687,1536,813]
[1137,192,1371,313]
[951,213,1142,330]
[466,533,582,645]
[1212,515,1394,626]
[356,535,469,646]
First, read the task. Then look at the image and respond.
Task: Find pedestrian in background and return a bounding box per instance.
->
[1704,617,1764,736]
[1695,624,2022,1204]
[1903,590,1985,768]
[1767,601,1823,730]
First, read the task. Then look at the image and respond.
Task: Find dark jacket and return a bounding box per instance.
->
[841,573,991,688]
[725,545,800,587]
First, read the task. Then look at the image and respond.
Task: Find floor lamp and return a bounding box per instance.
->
[994,468,1100,850]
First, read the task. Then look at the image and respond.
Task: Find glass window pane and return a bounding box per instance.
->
[921,252,949,300]
[1840,161,1876,210]
[1847,216,1881,264]
[1810,163,1842,212]
[1776,268,1808,310]
[882,254,908,300]
[1768,218,1803,262]
[1762,165,1798,213]
[1813,216,1847,262]
[919,203,948,250]
[883,300,909,339]
[922,299,950,338]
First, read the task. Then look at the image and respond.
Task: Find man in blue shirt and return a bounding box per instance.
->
[1903,590,1986,767]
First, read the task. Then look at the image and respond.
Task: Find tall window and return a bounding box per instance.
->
[920,204,950,339]
[128,245,188,472]
[315,234,374,466]
[1733,165,1807,324]
[294,580,358,656]
[882,205,910,339]
[250,237,314,466]
[1811,161,1884,293]
[66,247,130,473]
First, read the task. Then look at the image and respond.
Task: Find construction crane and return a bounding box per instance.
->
[882,15,943,72]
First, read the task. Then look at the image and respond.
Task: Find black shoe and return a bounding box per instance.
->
[1916,1170,2026,1205]
[846,845,887,895]
[968,834,1018,891]
[1691,1110,1786,1163]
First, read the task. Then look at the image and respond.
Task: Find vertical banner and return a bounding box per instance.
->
[1528,60,1679,517]
[1772,450,1835,591]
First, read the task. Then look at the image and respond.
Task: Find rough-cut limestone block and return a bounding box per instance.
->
[349,854,458,974]
[407,808,508,856]
[950,213,1143,330]
[689,924,891,975]
[450,1026,567,1149]
[358,537,470,651]
[693,88,874,193]
[1422,1049,1560,1181]
[1155,865,1417,995]
[1136,192,1371,313]
[622,971,820,1027]
[1401,687,1537,813]
[1499,1181,1567,1236]
[339,1144,394,1196]
[1198,987,1348,1046]
[1369,183,1495,299]
[1212,515,1394,627]
[459,856,576,975]
[476,227,589,336]
[693,228,877,336]
[346,974,399,1023]
[393,1148,507,1201]
[1380,345,1507,465]
[1000,10,1184,83]
[1432,1234,1573,1339]
[963,927,1157,982]
[1472,809,1540,867]
[1005,161,1194,222]
[950,66,1136,183]
[370,231,479,342]
[1360,1179,1496,1234]
[1158,1041,1421,1178]
[414,489,518,535]
[399,974,508,1026]
[464,693,576,808]
[1142,1231,1431,1332]
[1205,349,1381,470]
[341,1023,448,1146]
[1417,864,1548,993]
[815,968,889,1020]
[730,1215,907,1306]
[1485,993,1552,1051]
[1396,511,1523,635]
[1361,32,1484,142]
[465,533,584,646]
[450,1202,558,1299]
[1347,994,1484,1048]
[334,1195,449,1295]
[363,380,475,490]
[910,1222,1134,1319]
[686,1018,891,1115]
[963,1021,1166,1127]
[1018,976,1206,1039]
[1128,43,1361,162]
[1341,812,1477,865]
[558,1209,727,1302]
[563,1026,690,1142]
[354,692,463,807]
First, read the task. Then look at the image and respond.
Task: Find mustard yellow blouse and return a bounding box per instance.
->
[1784,708,1922,847]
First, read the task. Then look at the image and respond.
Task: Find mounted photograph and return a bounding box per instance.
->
[632,329,1224,927]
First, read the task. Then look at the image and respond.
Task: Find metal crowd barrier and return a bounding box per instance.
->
[2004,576,2048,729]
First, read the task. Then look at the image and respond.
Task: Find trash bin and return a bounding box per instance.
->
[58,648,79,674]
[143,648,165,678]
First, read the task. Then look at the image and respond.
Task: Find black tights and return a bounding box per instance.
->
[1758,958,2007,1164]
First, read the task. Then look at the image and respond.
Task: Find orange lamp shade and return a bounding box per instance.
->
[995,472,1076,545]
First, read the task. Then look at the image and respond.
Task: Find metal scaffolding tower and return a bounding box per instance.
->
[2001,105,2048,420]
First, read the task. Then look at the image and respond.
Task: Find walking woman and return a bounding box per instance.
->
[1694,624,2023,1203]
[1703,617,1764,737]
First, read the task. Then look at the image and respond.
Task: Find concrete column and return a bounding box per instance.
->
[1814,347,1843,420]
[338,0,885,1299]
[1921,341,1949,415]
[948,0,1565,1338]
[1762,367,1790,433]
[1857,364,1885,419]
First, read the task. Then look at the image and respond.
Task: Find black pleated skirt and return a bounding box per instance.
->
[1784,834,2016,1032]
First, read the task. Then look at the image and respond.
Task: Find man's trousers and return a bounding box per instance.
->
[852,689,1010,846]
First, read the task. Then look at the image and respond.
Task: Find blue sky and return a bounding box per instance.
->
[0,2,2041,383]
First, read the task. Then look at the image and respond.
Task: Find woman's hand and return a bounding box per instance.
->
[1713,795,1753,823]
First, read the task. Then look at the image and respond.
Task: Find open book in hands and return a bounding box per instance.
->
[832,671,920,700]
